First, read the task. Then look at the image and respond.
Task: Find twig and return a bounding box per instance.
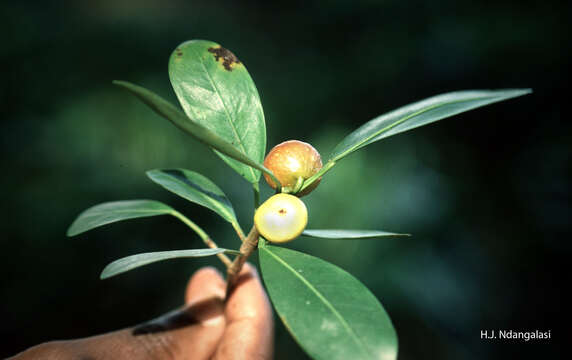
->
[226,225,259,294]
[171,210,232,268]
[204,237,232,268]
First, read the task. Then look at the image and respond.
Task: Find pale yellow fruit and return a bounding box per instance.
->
[254,193,308,243]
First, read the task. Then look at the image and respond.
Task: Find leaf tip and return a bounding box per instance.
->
[100,265,116,280]
[514,88,533,96]
[145,169,158,178]
[503,88,533,98]
[66,221,82,237]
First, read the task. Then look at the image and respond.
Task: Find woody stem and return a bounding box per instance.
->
[226,225,259,294]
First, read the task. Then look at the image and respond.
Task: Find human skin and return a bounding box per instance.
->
[10,264,274,360]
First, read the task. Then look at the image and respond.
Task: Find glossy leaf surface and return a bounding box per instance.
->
[330,89,532,161]
[67,200,173,237]
[101,248,240,279]
[112,81,280,187]
[169,40,265,183]
[302,229,410,239]
[147,169,236,223]
[259,244,397,360]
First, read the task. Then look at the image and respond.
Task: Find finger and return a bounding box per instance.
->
[212,263,274,360]
[158,266,226,357]
[185,266,226,309]
[16,307,227,360]
[24,267,229,360]
[114,267,227,358]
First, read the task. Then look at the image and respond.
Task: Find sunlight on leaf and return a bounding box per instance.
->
[169,40,266,183]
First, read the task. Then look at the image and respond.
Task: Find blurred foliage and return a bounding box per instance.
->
[1,0,569,359]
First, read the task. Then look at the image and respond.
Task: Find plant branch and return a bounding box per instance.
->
[226,225,259,294]
[253,182,261,209]
[171,210,232,268]
[204,237,232,267]
[113,80,282,191]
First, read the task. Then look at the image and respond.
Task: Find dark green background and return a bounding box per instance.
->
[1,1,569,359]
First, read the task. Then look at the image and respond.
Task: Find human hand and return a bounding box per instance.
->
[11,263,274,359]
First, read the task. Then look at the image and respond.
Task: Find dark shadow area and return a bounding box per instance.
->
[226,267,256,296]
[132,296,224,336]
[1,0,568,359]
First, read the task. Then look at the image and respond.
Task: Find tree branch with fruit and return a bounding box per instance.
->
[67,39,530,360]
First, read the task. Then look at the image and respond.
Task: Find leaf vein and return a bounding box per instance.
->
[335,94,512,161]
[198,55,256,180]
[262,247,371,358]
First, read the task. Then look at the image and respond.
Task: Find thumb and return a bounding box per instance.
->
[212,263,274,359]
[11,267,229,360]
[139,266,227,358]
[116,267,228,359]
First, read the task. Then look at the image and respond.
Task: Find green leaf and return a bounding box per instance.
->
[330,89,532,161]
[112,81,281,188]
[259,244,397,360]
[147,169,237,224]
[169,40,266,183]
[302,229,410,239]
[67,200,173,237]
[101,248,241,279]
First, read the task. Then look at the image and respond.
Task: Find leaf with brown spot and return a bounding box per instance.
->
[169,40,266,184]
[208,46,241,71]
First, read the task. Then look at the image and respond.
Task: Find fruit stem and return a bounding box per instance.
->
[253,182,261,209]
[299,160,336,193]
[171,210,232,268]
[226,225,259,294]
[292,176,304,194]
